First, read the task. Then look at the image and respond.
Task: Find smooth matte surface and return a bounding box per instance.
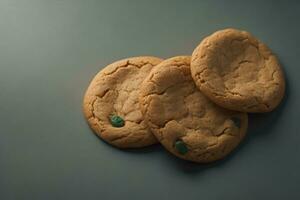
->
[0,1,299,199]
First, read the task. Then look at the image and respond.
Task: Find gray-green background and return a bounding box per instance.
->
[0,0,299,199]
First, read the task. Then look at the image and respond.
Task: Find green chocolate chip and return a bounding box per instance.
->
[231,117,241,128]
[110,115,125,127]
[174,140,188,155]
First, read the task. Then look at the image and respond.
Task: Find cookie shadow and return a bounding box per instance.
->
[162,74,290,175]
[89,129,164,154]
[122,143,163,154]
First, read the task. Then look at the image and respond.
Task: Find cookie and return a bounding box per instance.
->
[140,56,248,163]
[191,28,285,113]
[83,56,163,148]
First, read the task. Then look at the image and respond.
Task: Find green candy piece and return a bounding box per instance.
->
[174,140,188,155]
[110,115,125,127]
[231,117,241,128]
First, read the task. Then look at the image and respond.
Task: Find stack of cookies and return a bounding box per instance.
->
[83,28,285,163]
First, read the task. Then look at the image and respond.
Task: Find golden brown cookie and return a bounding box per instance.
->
[83,56,163,148]
[140,56,248,163]
[191,28,285,113]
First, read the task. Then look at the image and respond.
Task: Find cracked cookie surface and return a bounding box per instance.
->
[83,56,163,148]
[191,28,285,113]
[140,56,248,163]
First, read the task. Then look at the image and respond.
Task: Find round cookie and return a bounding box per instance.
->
[191,28,285,113]
[83,56,163,148]
[140,56,248,163]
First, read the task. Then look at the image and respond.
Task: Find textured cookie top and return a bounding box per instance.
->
[140,56,248,163]
[191,28,285,113]
[83,56,163,148]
